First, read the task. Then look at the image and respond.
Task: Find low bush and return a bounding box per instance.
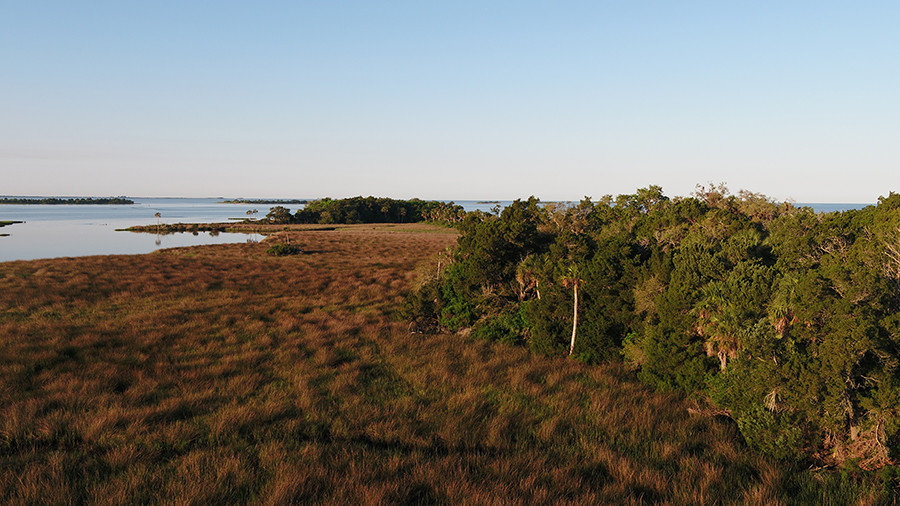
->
[264,243,302,256]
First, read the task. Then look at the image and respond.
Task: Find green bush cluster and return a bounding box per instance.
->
[405,186,900,468]
[264,243,302,256]
[264,197,466,225]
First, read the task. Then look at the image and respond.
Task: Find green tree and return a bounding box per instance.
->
[266,206,293,224]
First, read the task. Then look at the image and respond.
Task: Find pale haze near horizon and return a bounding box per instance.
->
[2,2,898,203]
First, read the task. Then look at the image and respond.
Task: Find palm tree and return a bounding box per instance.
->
[516,255,542,301]
[154,212,161,233]
[561,265,582,356]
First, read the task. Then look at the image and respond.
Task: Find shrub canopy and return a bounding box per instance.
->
[406,186,900,468]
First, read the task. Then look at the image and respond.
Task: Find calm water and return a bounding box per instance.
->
[0,198,298,263]
[795,203,871,213]
[0,198,873,263]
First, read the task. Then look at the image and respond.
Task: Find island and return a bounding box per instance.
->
[0,197,134,205]
[219,198,308,205]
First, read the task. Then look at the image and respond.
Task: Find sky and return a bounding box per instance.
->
[2,1,899,202]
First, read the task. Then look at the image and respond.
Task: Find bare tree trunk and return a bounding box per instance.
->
[569,283,578,355]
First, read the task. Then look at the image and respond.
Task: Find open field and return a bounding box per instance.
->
[0,224,894,504]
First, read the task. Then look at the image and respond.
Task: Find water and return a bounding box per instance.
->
[0,198,299,263]
[795,203,871,213]
[0,197,874,263]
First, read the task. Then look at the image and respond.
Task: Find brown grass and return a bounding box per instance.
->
[0,225,893,505]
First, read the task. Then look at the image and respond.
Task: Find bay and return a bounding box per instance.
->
[0,198,290,263]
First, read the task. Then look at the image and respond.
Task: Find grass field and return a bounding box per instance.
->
[0,224,894,504]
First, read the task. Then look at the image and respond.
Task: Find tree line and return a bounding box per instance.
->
[220,199,308,205]
[263,196,466,225]
[0,197,134,205]
[404,185,899,469]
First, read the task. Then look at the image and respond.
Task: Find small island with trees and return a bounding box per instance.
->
[219,198,308,205]
[119,196,467,234]
[265,196,467,225]
[0,197,134,205]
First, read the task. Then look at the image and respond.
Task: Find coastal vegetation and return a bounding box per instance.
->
[117,222,338,235]
[266,196,466,225]
[119,197,464,235]
[0,197,133,205]
[117,223,233,235]
[1,199,897,502]
[405,185,900,477]
[219,199,308,205]
[264,242,303,256]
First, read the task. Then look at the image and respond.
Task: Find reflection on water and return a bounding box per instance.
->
[0,197,283,262]
[0,220,257,262]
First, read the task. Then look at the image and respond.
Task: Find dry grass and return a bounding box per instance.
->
[0,225,893,505]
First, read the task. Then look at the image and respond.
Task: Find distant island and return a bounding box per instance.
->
[0,197,134,205]
[476,200,500,204]
[219,199,308,205]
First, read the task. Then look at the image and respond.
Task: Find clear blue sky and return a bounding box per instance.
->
[2,1,898,202]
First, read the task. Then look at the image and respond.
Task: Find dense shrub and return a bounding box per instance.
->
[265,243,302,256]
[407,186,900,468]
[268,197,466,225]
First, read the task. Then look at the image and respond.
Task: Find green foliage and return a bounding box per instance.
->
[735,406,806,461]
[405,185,900,467]
[292,196,465,225]
[220,198,307,204]
[437,270,477,331]
[264,243,302,256]
[471,305,527,345]
[636,324,714,393]
[522,288,569,357]
[265,206,293,224]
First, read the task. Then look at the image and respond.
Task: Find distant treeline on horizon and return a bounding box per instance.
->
[263,196,467,225]
[0,197,134,205]
[220,198,309,205]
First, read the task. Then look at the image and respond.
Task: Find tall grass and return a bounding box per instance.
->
[0,224,895,504]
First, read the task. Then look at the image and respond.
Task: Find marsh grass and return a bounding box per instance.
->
[0,225,894,504]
